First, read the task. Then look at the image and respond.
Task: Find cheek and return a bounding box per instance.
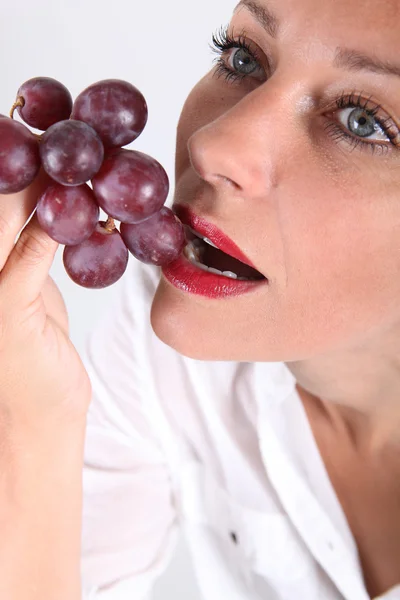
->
[279,166,400,353]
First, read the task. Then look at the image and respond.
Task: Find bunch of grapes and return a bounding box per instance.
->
[0,77,186,288]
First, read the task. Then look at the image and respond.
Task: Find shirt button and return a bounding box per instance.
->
[230,531,239,544]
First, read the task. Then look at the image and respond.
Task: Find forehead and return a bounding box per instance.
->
[235,0,400,49]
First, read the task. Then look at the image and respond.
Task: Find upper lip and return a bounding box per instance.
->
[172,204,260,271]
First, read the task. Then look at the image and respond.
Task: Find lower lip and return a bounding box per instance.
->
[161,253,268,299]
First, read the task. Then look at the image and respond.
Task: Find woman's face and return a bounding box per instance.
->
[151,0,400,362]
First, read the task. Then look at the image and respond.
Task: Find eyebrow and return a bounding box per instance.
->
[235,0,400,80]
[235,0,279,39]
[334,48,400,79]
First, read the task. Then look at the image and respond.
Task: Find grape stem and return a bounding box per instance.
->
[104,217,116,232]
[9,97,25,119]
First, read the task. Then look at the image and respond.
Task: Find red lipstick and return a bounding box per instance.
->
[161,204,268,299]
[173,204,257,269]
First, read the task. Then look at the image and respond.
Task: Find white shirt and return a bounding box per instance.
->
[80,258,400,600]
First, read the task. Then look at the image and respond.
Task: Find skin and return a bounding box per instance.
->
[151,0,400,595]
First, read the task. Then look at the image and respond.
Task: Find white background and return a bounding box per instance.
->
[0,0,236,597]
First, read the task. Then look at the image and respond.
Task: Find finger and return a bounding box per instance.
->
[0,168,52,272]
[0,211,59,308]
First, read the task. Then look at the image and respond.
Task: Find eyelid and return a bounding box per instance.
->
[321,93,400,145]
[228,26,273,73]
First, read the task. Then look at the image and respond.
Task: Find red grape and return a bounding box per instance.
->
[63,222,129,288]
[1,75,175,288]
[36,183,99,245]
[71,79,148,148]
[92,149,169,224]
[16,77,73,131]
[40,120,104,186]
[0,118,40,194]
[120,207,185,266]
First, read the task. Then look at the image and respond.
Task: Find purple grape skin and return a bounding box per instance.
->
[16,77,73,131]
[0,118,41,194]
[40,120,104,186]
[63,222,129,288]
[36,183,99,245]
[71,79,148,148]
[92,149,169,224]
[120,207,185,266]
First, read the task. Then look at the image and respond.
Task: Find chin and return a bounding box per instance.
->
[150,277,240,361]
[150,276,289,363]
[150,279,215,360]
[150,274,330,364]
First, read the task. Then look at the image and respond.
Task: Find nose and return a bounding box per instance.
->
[187,86,283,199]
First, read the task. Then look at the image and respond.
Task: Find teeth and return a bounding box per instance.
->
[183,242,200,263]
[222,271,238,280]
[197,262,210,272]
[183,231,263,282]
[187,226,219,249]
[203,237,218,249]
[183,240,254,281]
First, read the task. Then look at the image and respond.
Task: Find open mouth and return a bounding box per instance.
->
[184,226,266,281]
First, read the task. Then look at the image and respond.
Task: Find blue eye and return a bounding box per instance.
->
[210,27,400,157]
[210,26,266,84]
[324,92,400,155]
[227,47,265,79]
[339,107,389,142]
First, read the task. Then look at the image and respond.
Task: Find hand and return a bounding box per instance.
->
[0,170,92,428]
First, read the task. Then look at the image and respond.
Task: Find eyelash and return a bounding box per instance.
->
[210,26,400,156]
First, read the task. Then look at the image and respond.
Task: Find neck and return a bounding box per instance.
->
[286,343,400,455]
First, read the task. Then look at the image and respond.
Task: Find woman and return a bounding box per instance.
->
[0,0,399,598]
